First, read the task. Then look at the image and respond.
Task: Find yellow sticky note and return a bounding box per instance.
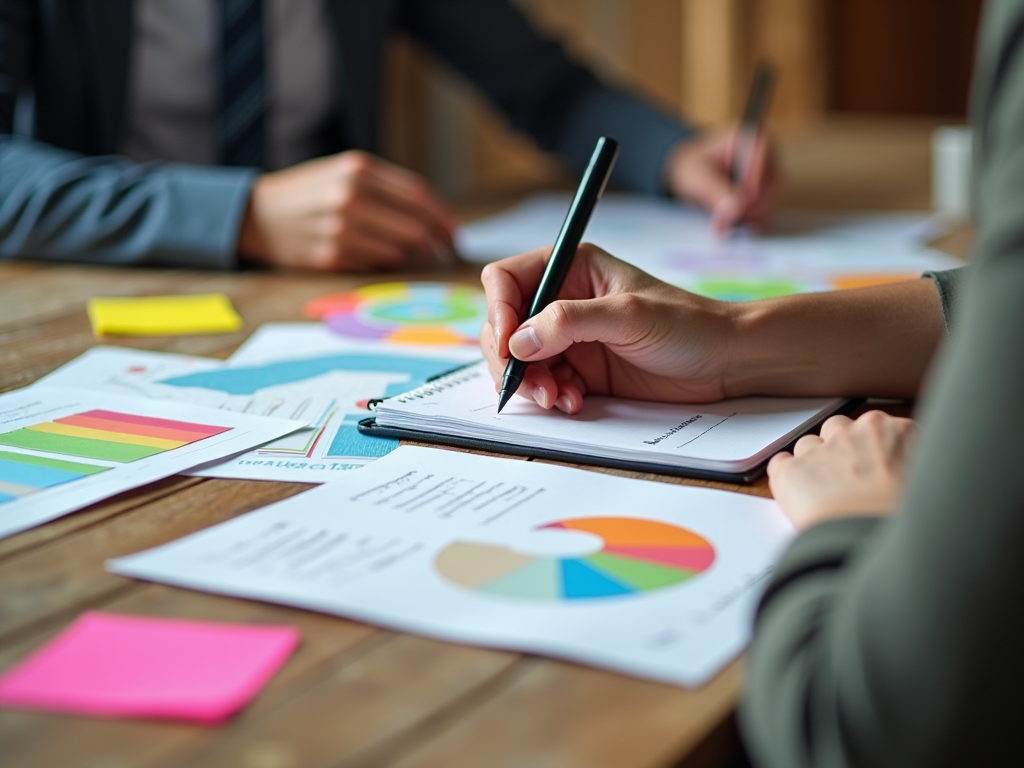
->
[86,294,244,336]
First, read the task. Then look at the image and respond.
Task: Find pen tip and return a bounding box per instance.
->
[497,389,513,414]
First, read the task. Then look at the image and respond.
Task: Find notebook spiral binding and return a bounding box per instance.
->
[392,365,484,404]
[366,360,484,411]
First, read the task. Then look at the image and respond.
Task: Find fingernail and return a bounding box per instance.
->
[531,385,549,409]
[509,326,542,358]
[555,395,572,413]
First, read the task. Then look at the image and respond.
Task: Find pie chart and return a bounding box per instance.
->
[304,282,486,346]
[434,517,715,602]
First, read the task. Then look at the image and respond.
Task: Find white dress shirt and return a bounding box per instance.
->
[120,0,336,170]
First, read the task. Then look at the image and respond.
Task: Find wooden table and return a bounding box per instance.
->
[0,118,971,768]
[0,258,759,768]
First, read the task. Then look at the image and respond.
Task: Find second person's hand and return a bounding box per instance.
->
[664,127,779,236]
[480,244,738,413]
[237,150,458,271]
[767,411,916,530]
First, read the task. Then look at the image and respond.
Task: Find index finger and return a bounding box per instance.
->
[364,162,458,247]
[480,248,552,359]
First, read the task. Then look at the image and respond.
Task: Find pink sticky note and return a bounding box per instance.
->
[0,612,299,724]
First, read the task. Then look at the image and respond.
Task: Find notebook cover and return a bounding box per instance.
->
[357,398,859,486]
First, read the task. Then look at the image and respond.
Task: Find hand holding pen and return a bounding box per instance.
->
[495,136,619,413]
[663,62,779,235]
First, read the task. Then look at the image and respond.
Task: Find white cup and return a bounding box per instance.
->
[932,126,972,220]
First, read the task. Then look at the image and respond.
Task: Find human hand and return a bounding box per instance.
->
[767,412,916,531]
[664,127,779,236]
[480,244,739,413]
[237,151,458,271]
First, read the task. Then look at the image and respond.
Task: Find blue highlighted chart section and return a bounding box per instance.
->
[434,517,716,602]
[324,414,398,460]
[0,451,110,505]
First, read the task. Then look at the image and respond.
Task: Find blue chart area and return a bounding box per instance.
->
[325,415,398,460]
[159,354,461,399]
[0,451,109,505]
[560,559,634,599]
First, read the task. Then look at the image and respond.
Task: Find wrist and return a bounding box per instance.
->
[237,176,270,263]
[721,297,810,398]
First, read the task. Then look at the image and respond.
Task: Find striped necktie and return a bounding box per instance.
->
[219,0,266,168]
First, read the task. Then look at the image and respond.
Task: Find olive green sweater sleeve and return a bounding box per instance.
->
[739,3,1024,766]
[923,268,965,335]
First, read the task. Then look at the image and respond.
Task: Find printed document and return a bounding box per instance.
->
[110,446,795,687]
[0,386,303,538]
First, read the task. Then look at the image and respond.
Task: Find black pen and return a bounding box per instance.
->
[729,61,776,191]
[497,136,619,413]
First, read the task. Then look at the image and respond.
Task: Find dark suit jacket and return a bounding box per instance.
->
[738,2,1024,765]
[0,0,692,268]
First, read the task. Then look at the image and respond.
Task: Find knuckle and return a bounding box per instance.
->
[331,183,359,210]
[860,410,887,429]
[794,435,817,452]
[323,217,348,241]
[345,150,373,172]
[318,218,339,241]
[410,223,432,251]
[337,152,375,183]
[614,292,647,324]
[547,300,575,337]
[409,179,432,204]
[310,245,338,270]
[480,262,498,286]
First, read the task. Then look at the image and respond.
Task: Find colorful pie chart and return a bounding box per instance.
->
[304,282,486,346]
[435,517,716,602]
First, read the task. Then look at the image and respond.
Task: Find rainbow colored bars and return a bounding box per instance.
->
[0,410,231,463]
[0,451,110,505]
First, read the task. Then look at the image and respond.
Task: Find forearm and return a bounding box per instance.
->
[724,278,945,399]
[405,0,693,194]
[0,137,254,268]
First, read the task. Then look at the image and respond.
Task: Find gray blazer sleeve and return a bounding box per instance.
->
[402,0,695,195]
[739,2,1024,765]
[0,2,253,268]
[0,137,254,268]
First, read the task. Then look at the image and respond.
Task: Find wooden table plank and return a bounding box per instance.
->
[166,635,519,768]
[0,264,201,330]
[0,476,205,561]
[0,479,309,647]
[387,657,742,768]
[0,586,381,768]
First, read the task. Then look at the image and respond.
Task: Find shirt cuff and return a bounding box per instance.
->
[756,517,883,623]
[143,164,257,270]
[922,267,966,337]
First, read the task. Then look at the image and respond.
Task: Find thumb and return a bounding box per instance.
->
[508,296,644,360]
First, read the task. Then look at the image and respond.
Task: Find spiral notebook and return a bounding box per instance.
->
[360,362,847,483]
